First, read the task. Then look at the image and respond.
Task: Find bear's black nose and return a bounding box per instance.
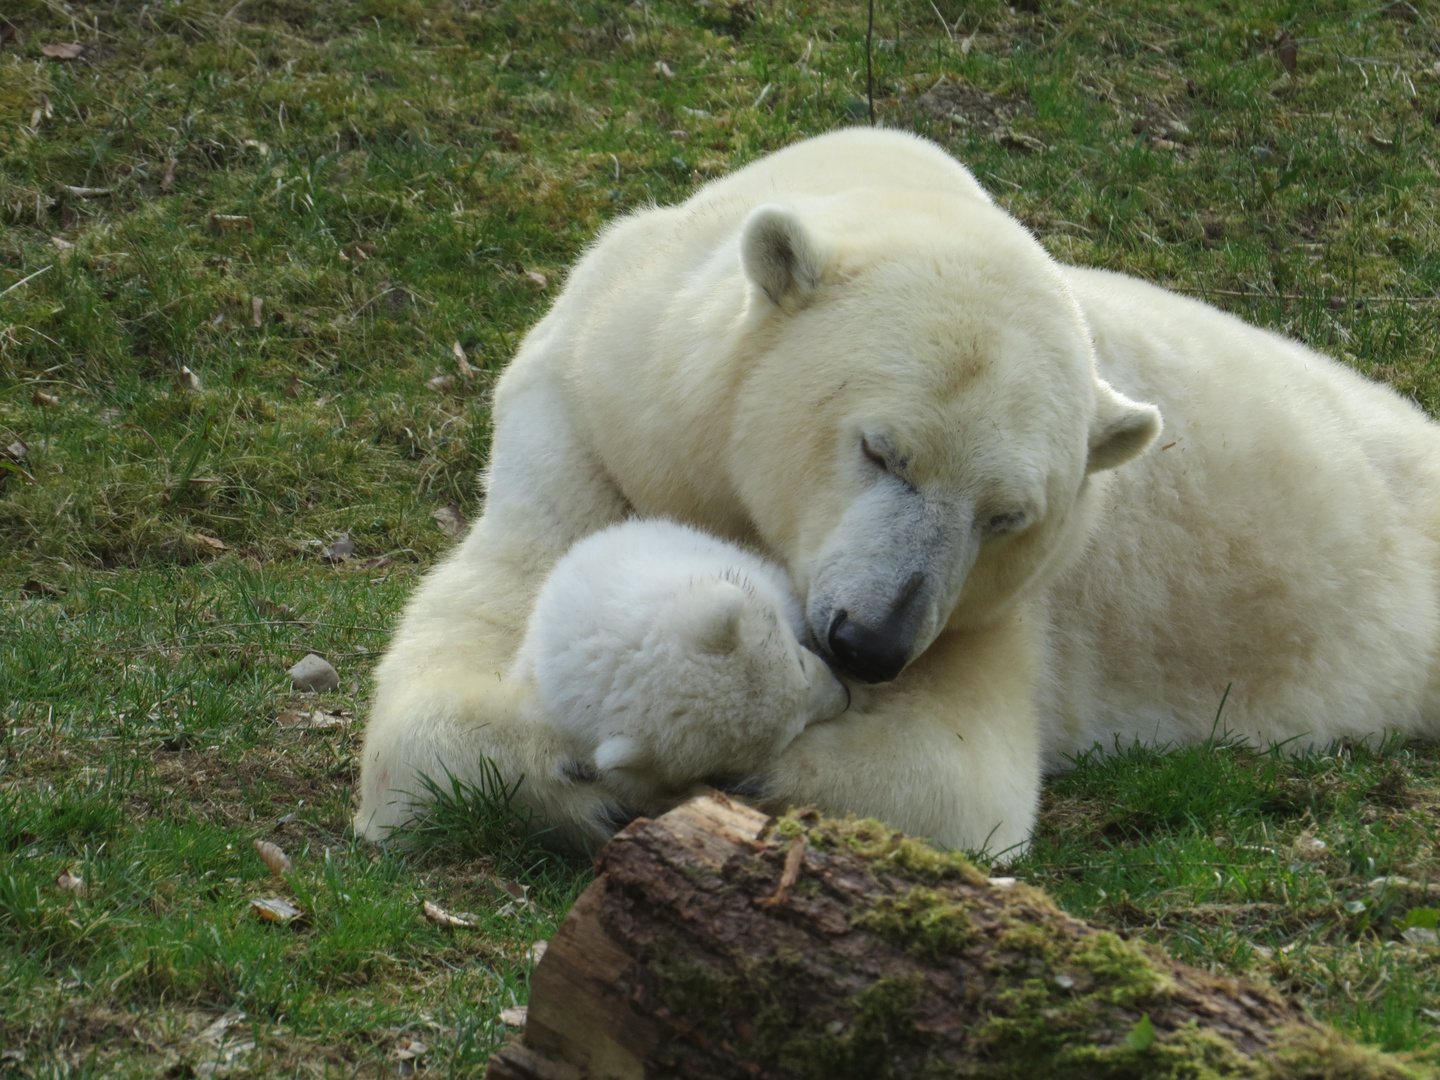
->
[827,609,909,684]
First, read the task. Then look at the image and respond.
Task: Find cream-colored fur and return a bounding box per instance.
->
[355,128,1440,855]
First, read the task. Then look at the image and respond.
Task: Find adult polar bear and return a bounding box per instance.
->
[355,128,1440,854]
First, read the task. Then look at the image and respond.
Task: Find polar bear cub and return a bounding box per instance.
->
[512,519,849,806]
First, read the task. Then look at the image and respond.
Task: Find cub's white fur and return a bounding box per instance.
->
[355,128,1440,855]
[510,519,847,813]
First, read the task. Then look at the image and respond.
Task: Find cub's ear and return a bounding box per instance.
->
[683,582,747,655]
[594,735,642,772]
[741,204,826,307]
[1088,378,1162,473]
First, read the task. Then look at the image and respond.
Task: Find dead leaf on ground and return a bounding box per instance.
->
[498,879,534,916]
[523,270,548,290]
[393,1037,427,1062]
[452,341,478,379]
[62,186,110,198]
[49,236,73,250]
[210,214,254,232]
[249,897,302,923]
[179,365,202,391]
[285,374,301,398]
[4,441,26,460]
[432,504,466,538]
[196,1012,246,1045]
[275,709,347,730]
[1276,31,1298,74]
[56,870,84,894]
[190,533,227,551]
[423,900,476,928]
[252,840,292,878]
[652,60,674,78]
[40,42,83,59]
[426,373,455,392]
[356,554,393,571]
[31,390,59,406]
[320,534,354,562]
[499,1006,528,1027]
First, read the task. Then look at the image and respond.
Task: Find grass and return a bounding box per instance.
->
[2,0,1440,1073]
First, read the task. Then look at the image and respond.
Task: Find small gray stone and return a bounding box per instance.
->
[288,653,339,692]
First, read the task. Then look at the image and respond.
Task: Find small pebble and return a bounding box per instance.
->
[288,653,339,692]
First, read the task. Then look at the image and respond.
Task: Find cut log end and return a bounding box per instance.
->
[486,794,1433,1080]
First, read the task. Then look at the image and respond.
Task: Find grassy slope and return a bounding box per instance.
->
[2,0,1439,1074]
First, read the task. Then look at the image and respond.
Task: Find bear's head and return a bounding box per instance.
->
[590,575,850,782]
[728,196,1161,685]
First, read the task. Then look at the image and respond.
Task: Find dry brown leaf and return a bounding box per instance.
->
[252,840,292,878]
[1276,31,1298,74]
[498,1006,528,1027]
[31,390,59,406]
[523,270,548,290]
[423,900,476,928]
[56,869,84,893]
[652,60,674,78]
[5,440,27,460]
[40,42,83,59]
[393,1037,428,1061]
[179,365,202,391]
[62,185,110,198]
[285,374,301,399]
[249,897,302,922]
[49,236,73,250]
[452,341,477,380]
[432,504,466,538]
[29,106,41,130]
[210,214,254,232]
[276,709,347,730]
[191,534,226,551]
[161,157,177,191]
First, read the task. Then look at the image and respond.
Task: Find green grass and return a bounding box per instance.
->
[3,0,1440,1074]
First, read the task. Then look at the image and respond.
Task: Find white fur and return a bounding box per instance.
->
[510,519,847,813]
[354,128,1440,856]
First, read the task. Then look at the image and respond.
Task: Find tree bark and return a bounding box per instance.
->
[485,794,1426,1080]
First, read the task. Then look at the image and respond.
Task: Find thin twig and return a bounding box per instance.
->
[1180,288,1440,303]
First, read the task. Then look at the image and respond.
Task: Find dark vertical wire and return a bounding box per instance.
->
[866,0,876,126]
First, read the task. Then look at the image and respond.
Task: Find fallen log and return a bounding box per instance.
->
[486,794,1430,1079]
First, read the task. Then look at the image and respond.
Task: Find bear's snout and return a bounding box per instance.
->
[825,571,927,683]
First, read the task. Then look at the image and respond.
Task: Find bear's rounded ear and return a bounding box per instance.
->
[740,204,826,308]
[1087,378,1162,473]
[685,582,747,655]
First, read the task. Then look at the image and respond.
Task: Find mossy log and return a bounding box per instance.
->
[486,794,1430,1080]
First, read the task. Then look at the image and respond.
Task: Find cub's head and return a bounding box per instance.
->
[728,199,1160,685]
[592,574,849,777]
